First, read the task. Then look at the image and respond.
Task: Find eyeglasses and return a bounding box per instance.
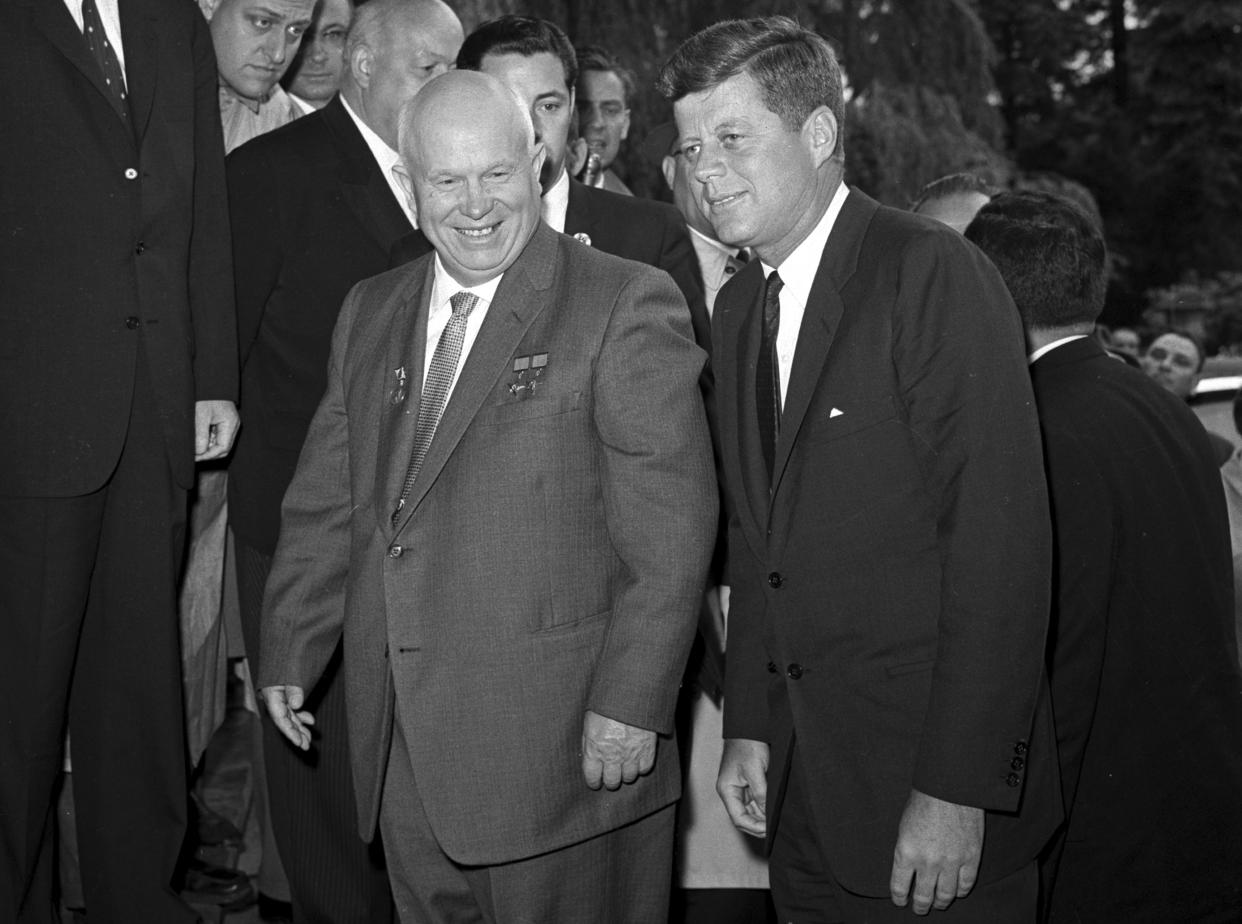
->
[1146,346,1197,370]
[576,100,628,122]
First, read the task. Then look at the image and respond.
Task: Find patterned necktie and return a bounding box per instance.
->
[392,291,478,524]
[756,270,783,482]
[80,0,128,119]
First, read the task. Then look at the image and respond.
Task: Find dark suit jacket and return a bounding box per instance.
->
[715,188,1062,896]
[259,222,718,863]
[226,96,414,554]
[0,0,235,495]
[391,178,711,353]
[1032,338,1242,921]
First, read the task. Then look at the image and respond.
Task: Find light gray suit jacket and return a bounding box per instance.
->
[260,221,717,864]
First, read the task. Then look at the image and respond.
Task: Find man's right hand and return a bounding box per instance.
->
[260,685,315,750]
[717,737,769,837]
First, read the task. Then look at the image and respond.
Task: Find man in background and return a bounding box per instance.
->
[966,189,1242,922]
[228,1,463,919]
[1142,329,1234,464]
[433,15,711,352]
[284,0,353,113]
[576,45,635,195]
[0,0,238,917]
[203,0,314,151]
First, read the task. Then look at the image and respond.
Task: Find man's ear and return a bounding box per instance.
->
[661,154,676,192]
[351,44,374,89]
[619,108,631,142]
[393,161,416,214]
[532,141,548,182]
[803,106,839,168]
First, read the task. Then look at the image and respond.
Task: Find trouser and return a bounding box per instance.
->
[0,357,195,924]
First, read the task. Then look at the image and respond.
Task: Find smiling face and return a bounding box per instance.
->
[284,0,352,106]
[210,0,316,102]
[673,70,838,267]
[405,79,545,287]
[577,68,629,170]
[479,51,573,191]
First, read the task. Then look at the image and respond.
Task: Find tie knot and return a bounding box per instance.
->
[765,270,783,293]
[735,248,751,263]
[449,291,478,318]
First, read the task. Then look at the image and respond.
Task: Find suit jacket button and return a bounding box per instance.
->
[1014,740,1028,755]
[124,167,138,180]
[767,661,777,673]
[388,545,403,558]
[767,571,783,588]
[1006,772,1021,787]
[786,663,803,680]
[125,316,140,329]
[1011,756,1025,771]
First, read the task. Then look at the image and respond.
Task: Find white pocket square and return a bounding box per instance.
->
[829,407,844,418]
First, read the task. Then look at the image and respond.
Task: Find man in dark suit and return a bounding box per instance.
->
[966,191,1242,922]
[393,15,711,354]
[227,0,463,919]
[659,18,1060,921]
[259,70,716,923]
[0,0,238,919]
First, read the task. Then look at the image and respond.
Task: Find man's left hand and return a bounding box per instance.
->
[194,399,240,460]
[889,788,984,915]
[581,710,656,791]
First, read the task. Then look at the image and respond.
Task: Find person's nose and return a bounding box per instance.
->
[307,35,328,63]
[462,181,492,220]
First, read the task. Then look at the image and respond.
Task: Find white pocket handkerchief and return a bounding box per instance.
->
[829,407,845,418]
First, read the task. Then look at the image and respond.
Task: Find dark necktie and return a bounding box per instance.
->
[80,0,128,120]
[392,291,478,524]
[756,270,783,481]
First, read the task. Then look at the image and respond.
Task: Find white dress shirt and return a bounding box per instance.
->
[760,182,849,406]
[1029,334,1088,364]
[423,257,501,399]
[541,168,570,233]
[64,0,126,83]
[341,96,417,228]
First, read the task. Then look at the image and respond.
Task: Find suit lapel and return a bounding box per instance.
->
[25,0,127,129]
[118,0,156,140]
[769,190,873,503]
[375,265,434,532]
[390,224,558,535]
[325,98,413,253]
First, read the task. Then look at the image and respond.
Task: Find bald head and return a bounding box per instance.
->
[397,71,544,287]
[341,0,464,147]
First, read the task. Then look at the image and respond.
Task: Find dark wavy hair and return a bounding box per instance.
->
[457,15,577,90]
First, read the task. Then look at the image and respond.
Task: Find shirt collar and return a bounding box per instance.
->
[430,254,504,310]
[542,168,570,233]
[218,80,265,115]
[759,181,849,303]
[689,226,736,259]
[1029,334,1088,364]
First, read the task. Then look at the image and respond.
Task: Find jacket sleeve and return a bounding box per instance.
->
[895,230,1053,812]
[585,268,719,734]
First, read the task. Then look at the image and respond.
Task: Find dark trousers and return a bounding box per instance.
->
[770,750,1038,924]
[0,358,194,924]
[380,710,676,924]
[236,541,394,924]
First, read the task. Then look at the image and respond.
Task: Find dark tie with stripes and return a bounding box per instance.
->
[80,0,128,120]
[392,291,478,525]
[756,270,783,482]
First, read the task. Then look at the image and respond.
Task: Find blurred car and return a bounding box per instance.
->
[1190,356,1242,452]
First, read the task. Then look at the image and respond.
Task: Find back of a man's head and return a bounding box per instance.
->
[656,16,845,161]
[964,190,1107,336]
[457,15,577,89]
[912,173,995,233]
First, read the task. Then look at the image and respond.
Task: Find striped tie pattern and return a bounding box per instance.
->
[756,270,783,482]
[392,291,478,524]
